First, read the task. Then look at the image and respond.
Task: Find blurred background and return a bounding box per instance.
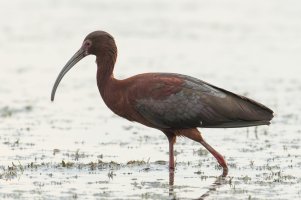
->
[0,0,300,199]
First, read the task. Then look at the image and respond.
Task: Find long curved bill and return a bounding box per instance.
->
[51,48,86,101]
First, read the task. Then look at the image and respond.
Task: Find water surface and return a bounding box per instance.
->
[0,0,301,199]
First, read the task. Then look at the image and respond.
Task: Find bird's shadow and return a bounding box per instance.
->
[168,172,228,199]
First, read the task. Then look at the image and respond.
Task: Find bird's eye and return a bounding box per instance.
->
[85,41,91,47]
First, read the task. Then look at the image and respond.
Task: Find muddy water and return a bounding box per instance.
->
[0,0,301,199]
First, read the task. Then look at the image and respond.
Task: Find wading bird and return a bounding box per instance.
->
[51,31,273,177]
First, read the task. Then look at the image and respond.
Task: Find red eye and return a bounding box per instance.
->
[85,41,91,47]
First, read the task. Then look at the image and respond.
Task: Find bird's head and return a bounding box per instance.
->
[51,31,117,101]
[83,31,117,56]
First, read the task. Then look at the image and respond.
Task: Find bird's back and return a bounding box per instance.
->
[126,73,274,129]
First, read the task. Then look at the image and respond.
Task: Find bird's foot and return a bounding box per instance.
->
[222,166,228,177]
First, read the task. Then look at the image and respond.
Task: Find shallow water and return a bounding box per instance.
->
[1,0,301,199]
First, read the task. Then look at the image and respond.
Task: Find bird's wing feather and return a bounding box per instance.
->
[132,73,273,129]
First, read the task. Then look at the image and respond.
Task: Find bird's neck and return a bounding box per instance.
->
[96,56,126,118]
[96,56,118,96]
[95,43,118,89]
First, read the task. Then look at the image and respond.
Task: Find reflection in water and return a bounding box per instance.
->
[168,171,228,199]
[196,175,227,200]
[169,171,175,197]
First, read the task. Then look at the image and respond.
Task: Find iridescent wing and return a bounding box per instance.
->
[133,73,273,129]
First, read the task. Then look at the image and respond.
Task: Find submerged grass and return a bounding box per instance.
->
[0,161,24,180]
[0,105,32,118]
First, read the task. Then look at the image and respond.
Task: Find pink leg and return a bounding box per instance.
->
[176,128,228,177]
[163,131,176,185]
[199,138,228,176]
[168,135,176,172]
